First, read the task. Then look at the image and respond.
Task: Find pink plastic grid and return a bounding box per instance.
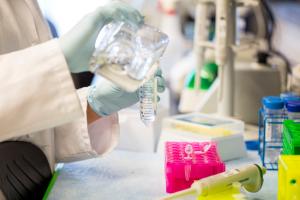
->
[165,141,225,193]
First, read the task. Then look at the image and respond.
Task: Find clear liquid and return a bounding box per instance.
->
[91,40,155,81]
[263,108,285,142]
[125,48,154,80]
[90,22,168,81]
[139,78,156,125]
[265,119,283,142]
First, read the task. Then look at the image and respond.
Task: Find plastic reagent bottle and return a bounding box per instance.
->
[139,77,158,125]
[286,100,300,121]
[262,96,285,141]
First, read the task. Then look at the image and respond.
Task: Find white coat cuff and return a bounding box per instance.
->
[54,87,120,163]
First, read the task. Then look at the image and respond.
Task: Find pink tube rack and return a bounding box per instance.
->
[165,141,225,193]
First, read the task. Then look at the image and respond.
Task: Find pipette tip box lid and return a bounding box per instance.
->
[165,141,225,193]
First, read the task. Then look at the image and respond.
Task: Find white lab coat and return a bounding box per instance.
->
[0,0,119,170]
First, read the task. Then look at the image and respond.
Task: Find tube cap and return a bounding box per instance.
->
[262,96,284,110]
[245,140,259,151]
[283,96,300,103]
[286,101,300,112]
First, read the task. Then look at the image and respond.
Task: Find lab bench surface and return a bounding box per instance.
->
[48,150,277,200]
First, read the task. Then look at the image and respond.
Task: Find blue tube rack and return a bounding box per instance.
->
[258,108,286,170]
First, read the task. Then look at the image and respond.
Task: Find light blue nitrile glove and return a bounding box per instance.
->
[58,1,144,73]
[88,69,166,116]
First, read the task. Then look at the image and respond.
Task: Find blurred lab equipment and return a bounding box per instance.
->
[178,0,261,116]
[290,65,300,95]
[158,0,192,80]
[158,113,247,161]
[179,51,284,125]
[161,164,266,200]
[165,142,225,193]
[170,0,288,124]
[233,52,283,124]
[258,95,300,170]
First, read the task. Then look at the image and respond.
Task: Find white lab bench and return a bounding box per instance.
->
[48,150,277,200]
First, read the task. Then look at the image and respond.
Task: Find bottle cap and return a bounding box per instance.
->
[245,140,259,151]
[283,96,300,103]
[286,101,300,112]
[262,96,284,110]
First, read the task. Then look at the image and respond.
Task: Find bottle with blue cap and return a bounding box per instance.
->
[286,100,300,121]
[261,96,285,167]
[262,96,285,141]
[280,92,300,121]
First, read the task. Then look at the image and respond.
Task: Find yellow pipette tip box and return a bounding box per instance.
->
[278,155,300,200]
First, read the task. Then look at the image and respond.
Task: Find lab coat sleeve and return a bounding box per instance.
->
[54,87,120,163]
[0,39,83,142]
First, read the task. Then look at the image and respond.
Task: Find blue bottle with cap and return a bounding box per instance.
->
[281,92,300,105]
[286,100,300,121]
[262,96,285,141]
[260,96,285,169]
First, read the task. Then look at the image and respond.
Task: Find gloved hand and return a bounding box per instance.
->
[58,1,144,73]
[88,69,166,116]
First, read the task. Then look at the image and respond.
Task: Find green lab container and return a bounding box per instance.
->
[282,120,300,155]
[185,62,218,90]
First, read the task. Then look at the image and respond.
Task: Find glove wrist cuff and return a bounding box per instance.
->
[87,86,110,116]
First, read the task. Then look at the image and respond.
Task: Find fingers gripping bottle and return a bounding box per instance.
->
[139,77,158,125]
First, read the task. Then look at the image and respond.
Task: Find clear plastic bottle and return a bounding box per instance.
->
[90,21,169,90]
[139,78,157,125]
[262,96,285,142]
[262,96,285,167]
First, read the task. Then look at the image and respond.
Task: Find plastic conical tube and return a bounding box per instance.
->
[139,77,157,125]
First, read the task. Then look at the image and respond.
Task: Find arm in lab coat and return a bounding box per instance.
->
[54,87,120,163]
[2,39,120,164]
[0,39,83,141]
